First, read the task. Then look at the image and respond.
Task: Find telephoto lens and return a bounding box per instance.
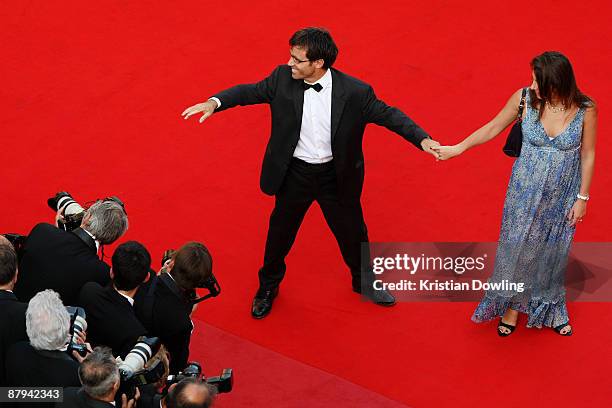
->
[118,337,162,378]
[66,306,88,344]
[116,337,162,401]
[47,191,86,231]
[47,191,84,214]
[65,306,89,358]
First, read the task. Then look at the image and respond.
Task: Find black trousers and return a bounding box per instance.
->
[258,158,370,293]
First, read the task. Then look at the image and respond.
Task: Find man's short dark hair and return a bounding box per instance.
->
[166,378,216,408]
[111,241,151,291]
[170,242,212,291]
[289,27,338,69]
[0,239,17,285]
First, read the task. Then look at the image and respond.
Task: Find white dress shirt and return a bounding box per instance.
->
[116,289,135,306]
[210,69,333,164]
[82,228,100,252]
[293,69,333,163]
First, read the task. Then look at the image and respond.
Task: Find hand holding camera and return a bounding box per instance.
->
[66,306,93,362]
[120,387,140,408]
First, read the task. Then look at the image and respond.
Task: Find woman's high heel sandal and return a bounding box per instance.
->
[497,320,516,337]
[554,323,573,336]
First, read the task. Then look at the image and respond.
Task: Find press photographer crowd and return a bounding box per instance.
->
[0,192,233,407]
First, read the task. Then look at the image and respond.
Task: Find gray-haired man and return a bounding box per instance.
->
[59,347,139,408]
[14,197,128,304]
[5,290,85,398]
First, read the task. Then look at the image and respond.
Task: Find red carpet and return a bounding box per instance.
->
[2,1,611,406]
[190,319,409,407]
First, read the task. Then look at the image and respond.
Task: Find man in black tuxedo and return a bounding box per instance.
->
[182,27,440,318]
[14,198,128,305]
[78,241,150,358]
[0,236,27,386]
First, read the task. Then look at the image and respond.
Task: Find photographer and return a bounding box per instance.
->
[15,195,129,304]
[5,290,89,394]
[0,235,27,386]
[78,241,150,358]
[59,347,140,408]
[135,242,214,374]
[165,378,216,408]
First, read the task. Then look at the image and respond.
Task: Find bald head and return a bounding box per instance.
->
[166,378,215,408]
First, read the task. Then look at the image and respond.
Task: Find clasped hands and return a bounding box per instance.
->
[420,139,464,161]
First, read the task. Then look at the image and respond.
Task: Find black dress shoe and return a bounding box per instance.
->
[353,287,396,307]
[251,287,279,319]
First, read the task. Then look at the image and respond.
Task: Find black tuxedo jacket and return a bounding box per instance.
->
[0,290,27,386]
[14,224,110,305]
[213,64,430,201]
[78,282,147,359]
[56,388,115,408]
[5,341,80,388]
[134,275,193,374]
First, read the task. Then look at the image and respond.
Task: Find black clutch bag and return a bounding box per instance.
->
[503,87,527,157]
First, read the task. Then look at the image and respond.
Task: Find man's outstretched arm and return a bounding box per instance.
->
[362,86,440,158]
[182,65,282,123]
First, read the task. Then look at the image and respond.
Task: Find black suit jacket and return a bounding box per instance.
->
[14,223,110,305]
[0,290,27,386]
[56,388,115,408]
[213,65,430,201]
[134,275,193,374]
[78,282,147,359]
[5,341,80,388]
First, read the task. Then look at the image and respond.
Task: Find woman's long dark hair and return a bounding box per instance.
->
[530,51,592,118]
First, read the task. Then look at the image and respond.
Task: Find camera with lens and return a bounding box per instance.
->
[48,192,86,232]
[166,362,233,394]
[47,191,127,233]
[116,337,165,401]
[66,306,88,358]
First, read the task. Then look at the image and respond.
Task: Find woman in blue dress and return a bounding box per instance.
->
[434,51,597,336]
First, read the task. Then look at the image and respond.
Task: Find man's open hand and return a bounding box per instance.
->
[182,100,217,123]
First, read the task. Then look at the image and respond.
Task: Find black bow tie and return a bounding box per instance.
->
[303,82,323,92]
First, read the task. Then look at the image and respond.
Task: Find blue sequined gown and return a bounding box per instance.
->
[472,90,586,328]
